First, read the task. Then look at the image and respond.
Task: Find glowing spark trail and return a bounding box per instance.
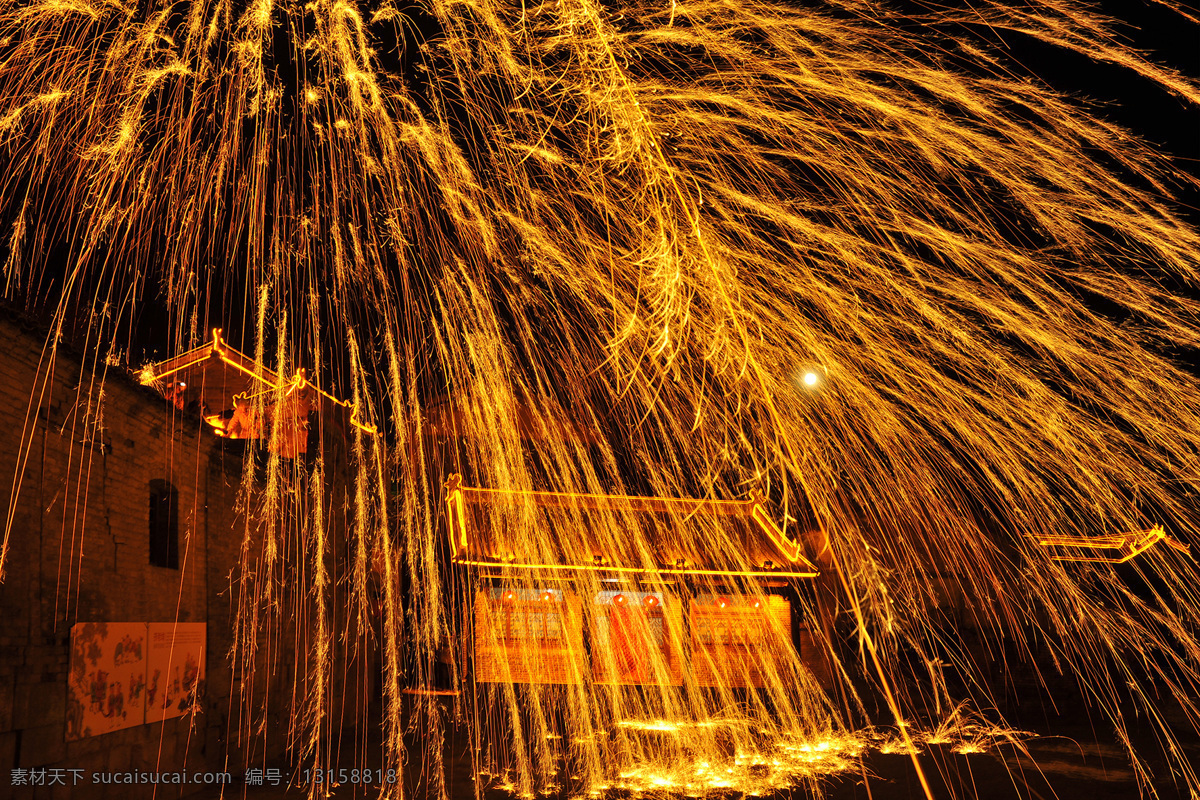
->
[0,0,1199,795]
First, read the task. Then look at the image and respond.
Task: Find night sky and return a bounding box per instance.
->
[3,0,1197,377]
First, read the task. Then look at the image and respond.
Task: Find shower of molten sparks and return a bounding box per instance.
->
[0,0,1199,795]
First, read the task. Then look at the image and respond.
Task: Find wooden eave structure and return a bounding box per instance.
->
[444,474,819,580]
[1037,525,1188,564]
[139,329,375,454]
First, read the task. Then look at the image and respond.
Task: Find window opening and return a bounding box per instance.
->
[149,479,179,569]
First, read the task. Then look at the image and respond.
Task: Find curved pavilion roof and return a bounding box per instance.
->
[445,474,819,580]
[139,329,374,456]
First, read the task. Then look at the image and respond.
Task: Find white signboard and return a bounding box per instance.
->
[66,623,148,740]
[145,623,206,723]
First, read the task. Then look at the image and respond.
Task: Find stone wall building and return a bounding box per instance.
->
[0,313,362,798]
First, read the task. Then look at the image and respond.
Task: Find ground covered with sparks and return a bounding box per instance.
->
[477,714,1036,798]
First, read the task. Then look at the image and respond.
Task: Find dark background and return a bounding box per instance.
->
[3,0,1197,371]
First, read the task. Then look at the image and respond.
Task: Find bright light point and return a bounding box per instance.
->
[803,371,819,386]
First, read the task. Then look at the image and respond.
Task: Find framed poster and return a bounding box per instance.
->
[66,623,147,740]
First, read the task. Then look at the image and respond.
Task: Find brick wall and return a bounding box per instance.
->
[0,315,303,798]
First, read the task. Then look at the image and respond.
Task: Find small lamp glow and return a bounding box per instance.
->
[802,371,819,387]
